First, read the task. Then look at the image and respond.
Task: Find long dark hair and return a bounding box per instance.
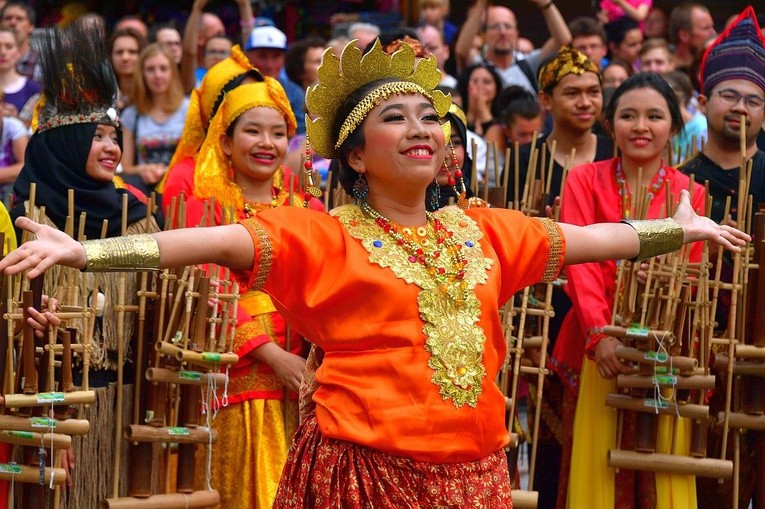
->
[604,72,684,136]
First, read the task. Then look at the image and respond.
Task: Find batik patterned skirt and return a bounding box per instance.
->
[273,414,514,508]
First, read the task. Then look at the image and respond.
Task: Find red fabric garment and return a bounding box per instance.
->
[550,158,705,395]
[162,155,196,223]
[274,414,514,508]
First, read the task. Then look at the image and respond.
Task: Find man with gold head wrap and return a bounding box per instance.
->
[0,39,749,509]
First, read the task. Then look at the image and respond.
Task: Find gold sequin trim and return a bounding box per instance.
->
[333,205,493,408]
[82,234,160,272]
[242,219,273,291]
[535,218,564,283]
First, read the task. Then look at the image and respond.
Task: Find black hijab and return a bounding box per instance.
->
[12,122,146,239]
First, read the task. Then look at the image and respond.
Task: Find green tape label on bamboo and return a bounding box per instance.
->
[643,398,669,409]
[8,431,33,439]
[30,417,56,428]
[36,392,65,404]
[0,463,21,474]
[644,351,668,363]
[652,374,678,385]
[653,366,678,375]
[167,427,189,436]
[627,325,650,337]
[179,371,202,381]
[201,352,221,362]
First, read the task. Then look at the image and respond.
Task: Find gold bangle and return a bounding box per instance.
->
[622,218,684,262]
[81,234,160,272]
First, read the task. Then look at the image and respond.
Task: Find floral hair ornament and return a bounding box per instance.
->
[305,38,451,160]
[537,44,600,93]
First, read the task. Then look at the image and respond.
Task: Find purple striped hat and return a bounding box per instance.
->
[699,6,765,95]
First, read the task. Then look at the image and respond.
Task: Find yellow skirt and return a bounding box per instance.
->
[567,359,697,509]
[196,399,298,509]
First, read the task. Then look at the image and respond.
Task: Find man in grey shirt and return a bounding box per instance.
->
[455,0,570,94]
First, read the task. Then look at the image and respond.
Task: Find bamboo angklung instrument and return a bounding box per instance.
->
[103,195,239,509]
[604,179,733,478]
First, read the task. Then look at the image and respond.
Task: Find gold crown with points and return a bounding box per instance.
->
[305,39,451,160]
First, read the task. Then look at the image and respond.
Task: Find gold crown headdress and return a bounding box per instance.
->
[305,39,451,160]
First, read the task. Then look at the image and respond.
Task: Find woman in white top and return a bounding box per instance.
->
[120,43,189,196]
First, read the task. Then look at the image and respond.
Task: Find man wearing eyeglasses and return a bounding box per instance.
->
[454,0,570,95]
[680,9,764,509]
[681,7,765,226]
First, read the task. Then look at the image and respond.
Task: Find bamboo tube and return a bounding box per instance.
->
[605,393,708,420]
[0,464,67,484]
[3,390,95,408]
[719,412,765,431]
[615,345,698,372]
[521,336,544,349]
[42,343,85,353]
[601,325,675,344]
[513,141,520,210]
[0,429,71,449]
[156,342,239,366]
[124,424,217,444]
[735,345,765,360]
[145,368,227,386]
[101,490,220,509]
[607,450,732,478]
[616,374,715,390]
[528,282,554,488]
[0,415,89,435]
[509,490,538,509]
[712,356,765,376]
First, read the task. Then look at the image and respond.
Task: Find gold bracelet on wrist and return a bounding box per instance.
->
[622,218,684,262]
[81,234,161,272]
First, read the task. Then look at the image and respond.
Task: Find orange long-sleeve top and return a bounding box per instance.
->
[233,204,564,463]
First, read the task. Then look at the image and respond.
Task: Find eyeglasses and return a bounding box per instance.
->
[206,49,231,58]
[486,23,516,32]
[715,89,765,111]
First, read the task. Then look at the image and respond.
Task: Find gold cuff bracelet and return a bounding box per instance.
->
[622,218,684,262]
[81,234,161,272]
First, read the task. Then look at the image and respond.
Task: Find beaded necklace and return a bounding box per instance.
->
[242,185,289,218]
[615,159,667,219]
[360,201,470,302]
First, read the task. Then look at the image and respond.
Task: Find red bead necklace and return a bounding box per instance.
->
[361,202,469,293]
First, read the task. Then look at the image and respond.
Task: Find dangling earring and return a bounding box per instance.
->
[448,140,468,209]
[303,134,322,206]
[352,173,369,203]
[426,179,440,211]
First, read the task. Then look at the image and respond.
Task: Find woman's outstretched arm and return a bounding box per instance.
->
[561,190,750,266]
[0,217,255,278]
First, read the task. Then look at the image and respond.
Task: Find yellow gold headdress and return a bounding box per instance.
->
[194,79,298,212]
[538,44,600,93]
[305,39,451,160]
[160,45,260,192]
